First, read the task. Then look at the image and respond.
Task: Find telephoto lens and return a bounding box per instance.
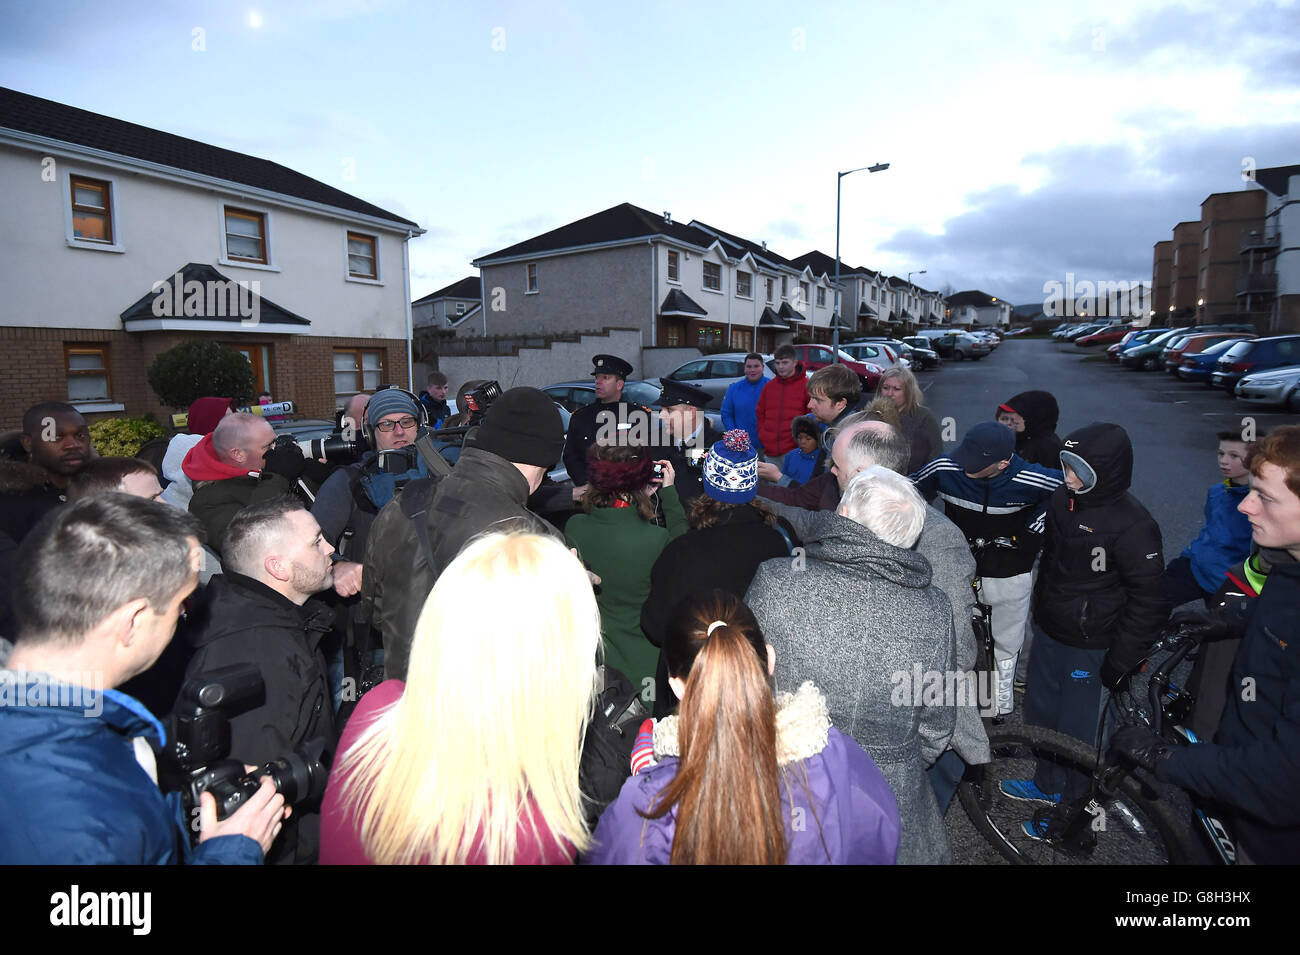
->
[297,435,357,461]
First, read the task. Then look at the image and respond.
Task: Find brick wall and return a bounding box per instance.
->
[0,326,409,431]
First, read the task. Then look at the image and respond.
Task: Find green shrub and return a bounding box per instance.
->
[88,417,168,457]
[147,340,255,409]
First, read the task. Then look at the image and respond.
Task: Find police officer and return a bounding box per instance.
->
[656,377,721,507]
[563,354,649,490]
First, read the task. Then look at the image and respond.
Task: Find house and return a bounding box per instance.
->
[412,275,482,330]
[1239,164,1298,332]
[945,290,1012,329]
[0,86,423,428]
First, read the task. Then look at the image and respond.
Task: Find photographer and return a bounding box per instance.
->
[0,495,286,864]
[177,497,337,865]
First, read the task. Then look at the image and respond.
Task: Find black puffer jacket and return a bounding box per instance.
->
[1033,423,1168,676]
[998,390,1064,470]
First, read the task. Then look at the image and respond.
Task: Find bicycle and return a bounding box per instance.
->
[957,623,1239,864]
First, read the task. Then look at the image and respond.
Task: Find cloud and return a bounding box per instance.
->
[881,123,1300,304]
[765,218,807,241]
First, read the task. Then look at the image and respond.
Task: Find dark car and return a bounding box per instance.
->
[1176,338,1250,384]
[1120,327,1196,370]
[902,336,942,370]
[930,333,991,361]
[540,378,722,430]
[1210,335,1300,393]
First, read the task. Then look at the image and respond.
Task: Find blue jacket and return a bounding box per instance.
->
[0,673,262,865]
[721,376,768,450]
[781,446,824,486]
[910,454,1063,578]
[1183,480,1253,593]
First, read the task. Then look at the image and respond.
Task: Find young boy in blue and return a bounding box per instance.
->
[1164,429,1254,608]
[778,416,825,487]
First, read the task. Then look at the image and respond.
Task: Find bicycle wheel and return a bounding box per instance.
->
[959,724,1191,864]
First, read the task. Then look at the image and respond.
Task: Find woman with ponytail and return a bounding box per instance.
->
[584,591,900,865]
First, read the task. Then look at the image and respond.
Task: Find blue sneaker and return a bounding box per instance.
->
[1022,816,1049,841]
[998,779,1061,805]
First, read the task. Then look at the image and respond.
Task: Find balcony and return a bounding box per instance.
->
[1240,227,1281,255]
[1236,273,1278,297]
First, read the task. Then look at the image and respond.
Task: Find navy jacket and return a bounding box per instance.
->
[0,674,261,864]
[1160,558,1300,863]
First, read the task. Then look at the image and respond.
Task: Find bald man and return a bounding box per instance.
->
[184,412,305,555]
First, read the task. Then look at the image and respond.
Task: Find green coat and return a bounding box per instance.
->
[566,486,687,694]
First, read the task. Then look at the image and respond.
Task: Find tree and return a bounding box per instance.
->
[147,340,255,409]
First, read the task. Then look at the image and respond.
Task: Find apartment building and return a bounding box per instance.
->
[1241,164,1300,332]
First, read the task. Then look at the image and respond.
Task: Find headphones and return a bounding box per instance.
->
[359,385,429,443]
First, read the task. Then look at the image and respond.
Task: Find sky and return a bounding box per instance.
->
[2,0,1297,306]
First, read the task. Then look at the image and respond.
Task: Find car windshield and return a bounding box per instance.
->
[1222,341,1254,359]
[623,381,662,405]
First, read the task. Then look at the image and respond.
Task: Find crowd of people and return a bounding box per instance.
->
[0,347,1297,866]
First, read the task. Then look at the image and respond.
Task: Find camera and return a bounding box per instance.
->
[171,664,329,821]
[463,380,502,416]
[652,462,664,477]
[295,434,358,461]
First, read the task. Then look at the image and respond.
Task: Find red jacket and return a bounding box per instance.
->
[756,364,808,456]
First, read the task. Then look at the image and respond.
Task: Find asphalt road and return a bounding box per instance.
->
[924,337,1297,864]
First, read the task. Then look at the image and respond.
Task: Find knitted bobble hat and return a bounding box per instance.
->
[703,429,759,503]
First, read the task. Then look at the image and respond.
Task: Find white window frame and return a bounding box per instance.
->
[456,302,467,315]
[63,168,125,253]
[344,230,383,285]
[667,249,680,284]
[702,260,723,293]
[218,200,280,272]
[525,262,539,294]
[736,270,753,299]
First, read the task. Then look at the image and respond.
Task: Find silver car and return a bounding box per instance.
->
[649,352,772,410]
[1234,365,1300,412]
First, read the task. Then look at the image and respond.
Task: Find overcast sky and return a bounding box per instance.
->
[3,0,1297,306]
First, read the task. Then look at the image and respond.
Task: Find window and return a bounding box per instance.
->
[65,346,111,401]
[672,360,710,381]
[526,263,538,293]
[781,277,788,298]
[1202,227,1210,251]
[817,287,826,307]
[766,278,774,302]
[736,271,752,297]
[871,287,877,303]
[333,348,384,406]
[667,250,680,282]
[703,261,721,291]
[710,359,744,377]
[665,325,681,347]
[225,207,267,263]
[347,232,378,279]
[70,176,113,243]
[455,302,466,315]
[730,328,753,351]
[800,282,809,305]
[232,344,273,393]
[697,325,723,348]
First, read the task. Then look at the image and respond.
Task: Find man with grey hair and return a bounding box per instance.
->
[745,447,959,863]
[838,466,927,548]
[763,413,990,814]
[179,497,337,865]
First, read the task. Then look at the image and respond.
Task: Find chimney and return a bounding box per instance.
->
[663,211,672,224]
[761,240,767,251]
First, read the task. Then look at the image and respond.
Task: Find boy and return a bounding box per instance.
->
[1006,423,1168,829]
[779,416,826,486]
[755,344,808,464]
[1163,429,1254,608]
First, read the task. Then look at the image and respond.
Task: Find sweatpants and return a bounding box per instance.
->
[978,571,1035,665]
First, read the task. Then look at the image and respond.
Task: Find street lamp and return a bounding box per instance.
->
[834,162,890,361]
[907,269,927,331]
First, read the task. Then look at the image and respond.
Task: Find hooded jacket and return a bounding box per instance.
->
[1033,423,1168,676]
[756,363,809,457]
[179,573,337,865]
[1183,480,1253,593]
[583,682,901,864]
[744,510,957,864]
[0,675,261,864]
[997,390,1064,470]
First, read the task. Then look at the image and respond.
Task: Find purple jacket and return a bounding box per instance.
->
[583,725,900,865]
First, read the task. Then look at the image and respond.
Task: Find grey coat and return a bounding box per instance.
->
[770,502,990,768]
[745,510,957,865]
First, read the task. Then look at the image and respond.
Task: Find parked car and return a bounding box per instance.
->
[843,339,907,371]
[1075,324,1138,347]
[1162,332,1253,373]
[1235,365,1300,412]
[1175,338,1251,384]
[902,336,942,370]
[930,332,991,361]
[648,352,772,410]
[1120,327,1197,369]
[790,344,883,391]
[1211,335,1300,393]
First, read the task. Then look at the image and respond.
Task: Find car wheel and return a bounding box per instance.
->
[1141,356,1159,371]
[1288,389,1300,414]
[955,350,966,361]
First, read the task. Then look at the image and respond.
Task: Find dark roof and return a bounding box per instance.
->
[1256,164,1300,198]
[946,290,1005,307]
[413,276,481,305]
[659,288,708,317]
[1,87,418,228]
[119,262,310,326]
[788,249,878,279]
[757,306,790,329]
[690,221,797,272]
[857,301,877,317]
[777,301,805,321]
[475,202,714,263]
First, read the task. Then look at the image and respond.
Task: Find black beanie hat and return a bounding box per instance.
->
[466,387,565,467]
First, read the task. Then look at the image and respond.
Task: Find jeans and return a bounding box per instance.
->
[1164,555,1212,610]
[928,749,966,815]
[1023,631,1111,799]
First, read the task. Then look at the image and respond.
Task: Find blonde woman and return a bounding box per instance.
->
[319,532,599,864]
[876,366,943,474]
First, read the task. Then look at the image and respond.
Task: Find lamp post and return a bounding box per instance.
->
[834,162,890,362]
[907,269,926,332]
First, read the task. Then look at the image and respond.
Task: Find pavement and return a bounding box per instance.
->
[921,337,1295,863]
